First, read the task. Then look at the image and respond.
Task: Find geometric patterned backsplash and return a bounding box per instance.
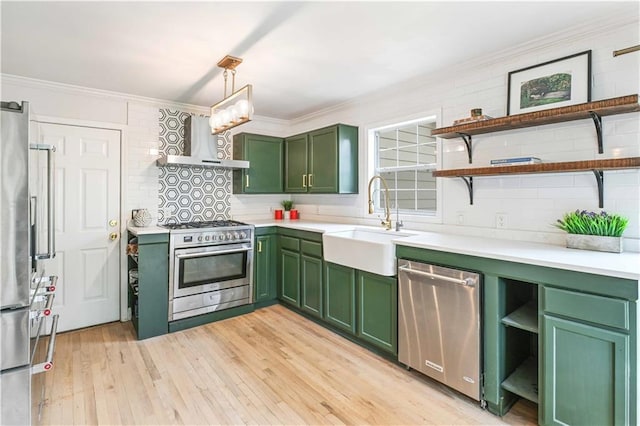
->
[157,108,233,224]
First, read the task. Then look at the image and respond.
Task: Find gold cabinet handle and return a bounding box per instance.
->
[257,240,262,253]
[109,232,118,241]
[246,175,250,188]
[302,174,307,188]
[309,174,313,187]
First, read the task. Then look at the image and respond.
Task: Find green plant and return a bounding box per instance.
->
[555,210,628,237]
[281,200,293,211]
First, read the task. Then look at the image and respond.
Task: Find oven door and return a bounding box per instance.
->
[171,243,252,299]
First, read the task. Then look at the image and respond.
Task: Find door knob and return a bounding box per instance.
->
[109,219,118,227]
[109,232,118,241]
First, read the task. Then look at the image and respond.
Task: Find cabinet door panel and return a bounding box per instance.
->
[284,134,308,193]
[324,263,356,334]
[301,255,323,318]
[542,315,629,426]
[233,134,283,194]
[309,127,338,193]
[357,271,397,354]
[254,235,276,303]
[279,248,300,306]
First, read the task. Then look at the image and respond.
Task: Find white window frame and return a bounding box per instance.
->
[366,112,442,223]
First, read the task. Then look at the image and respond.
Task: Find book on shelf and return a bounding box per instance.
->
[490,156,542,166]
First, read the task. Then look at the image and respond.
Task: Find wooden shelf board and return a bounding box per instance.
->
[501,357,539,404]
[502,301,538,334]
[433,157,640,178]
[432,95,639,139]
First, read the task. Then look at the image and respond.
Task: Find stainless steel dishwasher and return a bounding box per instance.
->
[398,259,482,401]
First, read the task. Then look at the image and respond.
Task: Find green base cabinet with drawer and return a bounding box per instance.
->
[233,133,284,194]
[284,124,358,194]
[357,271,397,355]
[254,228,278,306]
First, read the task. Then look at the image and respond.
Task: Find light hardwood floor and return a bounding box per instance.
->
[41,305,537,425]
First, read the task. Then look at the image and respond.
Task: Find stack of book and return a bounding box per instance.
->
[490,156,542,166]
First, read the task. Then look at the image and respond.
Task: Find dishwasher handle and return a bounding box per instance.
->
[398,265,476,287]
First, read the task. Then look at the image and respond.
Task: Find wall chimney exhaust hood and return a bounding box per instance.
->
[157,116,249,169]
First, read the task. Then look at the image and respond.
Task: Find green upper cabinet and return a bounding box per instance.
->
[284,133,309,193]
[284,124,358,194]
[233,133,284,194]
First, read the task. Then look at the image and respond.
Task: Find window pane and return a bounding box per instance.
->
[373,116,438,216]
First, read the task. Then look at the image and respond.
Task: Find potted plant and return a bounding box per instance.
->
[281,200,293,220]
[555,209,628,253]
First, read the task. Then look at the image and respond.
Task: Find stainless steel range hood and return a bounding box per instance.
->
[156,116,249,169]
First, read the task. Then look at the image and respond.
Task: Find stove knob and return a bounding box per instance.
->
[233,232,240,240]
[205,235,210,241]
[226,233,233,240]
[239,232,247,239]
[198,236,203,242]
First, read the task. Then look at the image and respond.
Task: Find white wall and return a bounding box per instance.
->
[286,18,640,251]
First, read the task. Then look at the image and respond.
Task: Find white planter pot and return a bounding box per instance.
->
[566,234,623,253]
[284,211,291,220]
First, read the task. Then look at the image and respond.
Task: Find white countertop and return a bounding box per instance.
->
[127,225,169,236]
[251,220,640,279]
[395,232,640,281]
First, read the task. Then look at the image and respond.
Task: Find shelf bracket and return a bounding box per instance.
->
[456,133,473,163]
[588,111,603,154]
[460,176,474,205]
[592,169,604,208]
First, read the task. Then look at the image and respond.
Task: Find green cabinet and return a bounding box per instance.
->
[233,133,284,193]
[542,315,629,426]
[357,271,398,355]
[254,228,277,307]
[542,286,631,426]
[284,124,358,194]
[277,232,324,317]
[324,262,357,334]
[127,231,169,340]
[279,237,301,306]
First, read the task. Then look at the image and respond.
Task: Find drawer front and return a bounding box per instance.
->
[543,286,629,330]
[301,240,322,258]
[280,236,300,252]
[0,309,30,370]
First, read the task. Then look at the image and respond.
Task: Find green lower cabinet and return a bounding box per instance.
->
[357,271,397,355]
[542,314,630,426]
[301,255,323,318]
[279,248,300,307]
[324,262,357,334]
[254,234,277,305]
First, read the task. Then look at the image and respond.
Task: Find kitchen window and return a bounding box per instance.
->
[370,116,440,217]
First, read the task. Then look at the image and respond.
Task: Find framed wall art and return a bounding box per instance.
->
[507,50,591,115]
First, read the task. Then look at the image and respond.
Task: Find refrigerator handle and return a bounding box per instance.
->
[30,144,56,260]
[31,314,59,375]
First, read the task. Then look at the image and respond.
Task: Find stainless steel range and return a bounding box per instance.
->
[162,220,254,321]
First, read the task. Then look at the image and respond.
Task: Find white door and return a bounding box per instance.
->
[37,122,121,332]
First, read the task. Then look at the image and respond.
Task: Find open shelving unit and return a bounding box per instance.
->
[430,94,640,206]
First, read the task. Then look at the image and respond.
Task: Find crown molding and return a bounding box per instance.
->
[291,12,639,125]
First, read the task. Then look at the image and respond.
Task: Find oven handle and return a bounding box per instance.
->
[175,246,250,259]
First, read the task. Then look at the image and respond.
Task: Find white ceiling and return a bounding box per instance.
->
[1,1,637,120]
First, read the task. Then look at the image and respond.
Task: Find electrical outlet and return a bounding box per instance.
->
[457,212,465,225]
[496,213,507,229]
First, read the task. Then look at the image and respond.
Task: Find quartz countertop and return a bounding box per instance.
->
[394,232,640,281]
[127,225,169,236]
[247,219,356,234]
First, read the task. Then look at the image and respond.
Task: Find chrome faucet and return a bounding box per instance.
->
[367,175,392,230]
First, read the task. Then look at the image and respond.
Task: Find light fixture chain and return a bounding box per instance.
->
[223,69,228,98]
[231,69,237,94]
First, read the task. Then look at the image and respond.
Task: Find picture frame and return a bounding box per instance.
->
[507,50,591,115]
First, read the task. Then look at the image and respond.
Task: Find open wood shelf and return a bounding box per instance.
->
[502,302,538,334]
[432,157,640,177]
[432,94,639,139]
[501,357,539,404]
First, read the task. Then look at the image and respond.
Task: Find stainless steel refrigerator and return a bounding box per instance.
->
[1,101,60,425]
